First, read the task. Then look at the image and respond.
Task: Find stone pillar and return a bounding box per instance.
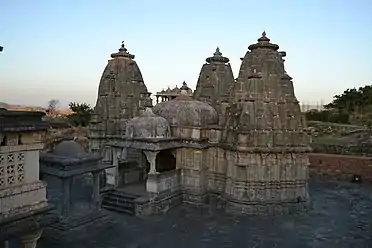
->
[62,177,71,215]
[19,230,43,248]
[92,171,101,209]
[156,96,159,104]
[143,151,158,174]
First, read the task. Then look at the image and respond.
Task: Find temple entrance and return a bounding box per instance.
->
[117,160,143,187]
[156,149,176,173]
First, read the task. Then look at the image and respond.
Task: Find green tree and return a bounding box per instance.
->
[67,102,93,127]
[318,85,372,125]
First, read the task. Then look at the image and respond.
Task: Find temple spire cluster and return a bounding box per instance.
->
[88,32,311,217]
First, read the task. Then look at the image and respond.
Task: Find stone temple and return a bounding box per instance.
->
[89,32,312,216]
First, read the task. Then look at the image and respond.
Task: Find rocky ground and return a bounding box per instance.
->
[38,179,372,248]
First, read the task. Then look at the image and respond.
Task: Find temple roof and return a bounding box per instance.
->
[110,41,135,59]
[206,47,229,64]
[0,109,48,132]
[248,31,279,51]
[153,82,218,127]
[156,82,192,96]
[126,108,171,139]
[53,140,86,158]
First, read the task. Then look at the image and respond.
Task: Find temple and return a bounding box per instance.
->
[89,42,151,155]
[90,32,312,216]
[155,82,193,103]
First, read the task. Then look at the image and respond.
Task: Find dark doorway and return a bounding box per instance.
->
[155,150,176,173]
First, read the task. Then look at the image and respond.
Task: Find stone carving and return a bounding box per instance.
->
[194,47,235,125]
[89,42,149,155]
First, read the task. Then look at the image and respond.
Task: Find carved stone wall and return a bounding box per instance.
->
[220,33,311,214]
[193,48,235,126]
[89,42,149,155]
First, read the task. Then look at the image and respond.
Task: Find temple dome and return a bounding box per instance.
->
[53,140,86,158]
[126,108,171,138]
[153,82,218,127]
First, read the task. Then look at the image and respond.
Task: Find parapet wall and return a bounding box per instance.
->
[309,153,372,182]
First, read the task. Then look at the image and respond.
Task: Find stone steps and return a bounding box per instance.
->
[101,190,137,215]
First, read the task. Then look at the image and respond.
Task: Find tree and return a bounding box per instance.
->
[46,99,60,116]
[67,102,93,127]
[309,85,372,125]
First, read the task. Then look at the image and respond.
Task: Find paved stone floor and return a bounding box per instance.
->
[39,179,372,248]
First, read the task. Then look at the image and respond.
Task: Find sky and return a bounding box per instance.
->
[1,0,371,108]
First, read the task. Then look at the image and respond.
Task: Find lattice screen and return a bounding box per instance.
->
[0,152,25,188]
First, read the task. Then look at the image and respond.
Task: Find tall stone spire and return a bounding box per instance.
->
[89,41,149,153]
[194,47,235,125]
[222,32,311,211]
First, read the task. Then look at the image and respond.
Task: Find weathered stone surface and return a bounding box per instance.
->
[91,32,312,216]
[89,42,150,154]
[38,180,372,248]
[221,32,311,209]
[0,110,56,245]
[153,84,218,128]
[126,108,171,139]
[193,48,235,126]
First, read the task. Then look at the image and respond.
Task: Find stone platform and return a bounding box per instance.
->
[41,210,112,243]
[38,179,372,248]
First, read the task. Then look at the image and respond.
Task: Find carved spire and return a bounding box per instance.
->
[248,31,279,51]
[206,47,230,64]
[111,41,135,59]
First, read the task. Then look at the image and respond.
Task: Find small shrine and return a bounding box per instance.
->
[39,140,114,241]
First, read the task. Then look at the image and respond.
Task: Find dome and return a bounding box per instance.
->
[153,82,218,127]
[53,140,86,158]
[126,108,171,138]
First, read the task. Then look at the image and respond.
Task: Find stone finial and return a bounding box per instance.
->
[111,41,135,59]
[119,41,128,52]
[206,47,229,64]
[180,81,189,91]
[214,47,222,56]
[258,31,270,42]
[248,31,279,51]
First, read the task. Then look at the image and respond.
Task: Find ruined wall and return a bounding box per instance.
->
[309,153,372,182]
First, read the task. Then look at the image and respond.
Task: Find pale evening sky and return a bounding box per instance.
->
[0,0,371,108]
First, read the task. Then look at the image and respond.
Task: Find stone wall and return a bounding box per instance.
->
[311,143,372,157]
[308,153,372,182]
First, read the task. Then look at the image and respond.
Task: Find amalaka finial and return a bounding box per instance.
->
[207,46,229,63]
[111,40,135,59]
[262,31,266,37]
